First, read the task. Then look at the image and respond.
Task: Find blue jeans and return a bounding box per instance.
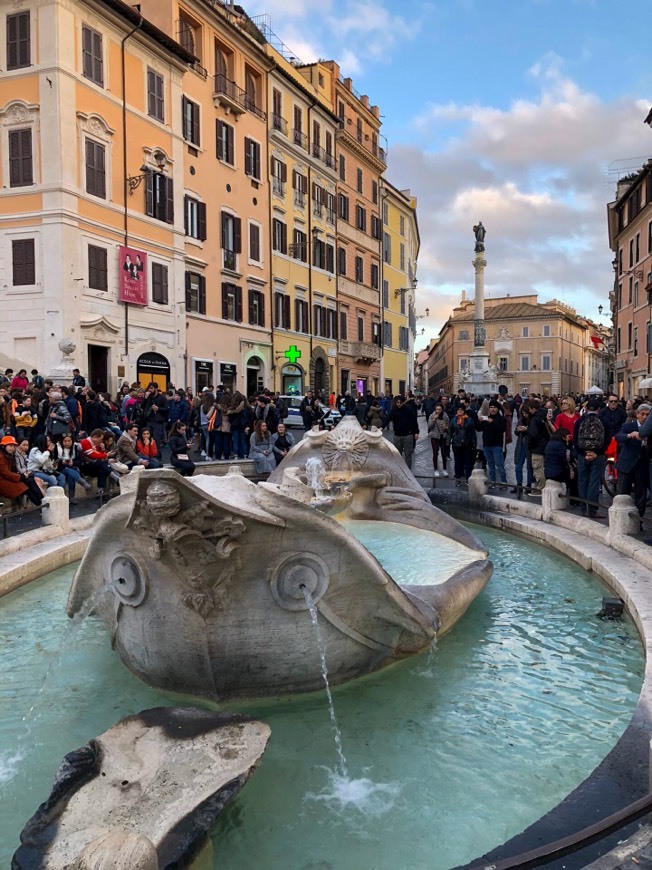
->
[60,466,84,496]
[484,445,507,483]
[514,437,534,487]
[138,454,161,468]
[231,428,248,458]
[33,470,66,488]
[577,454,607,515]
[211,431,232,460]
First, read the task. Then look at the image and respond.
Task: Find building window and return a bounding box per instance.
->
[249,222,261,263]
[216,120,234,164]
[295,298,309,333]
[326,309,338,340]
[383,202,389,225]
[182,96,200,146]
[81,26,104,87]
[371,215,381,240]
[541,354,551,371]
[337,247,346,276]
[498,356,508,371]
[357,168,363,193]
[293,170,307,208]
[371,263,379,289]
[634,326,639,356]
[520,355,530,371]
[9,129,33,188]
[636,233,640,262]
[340,310,348,340]
[244,137,261,180]
[383,321,392,347]
[382,280,389,308]
[372,180,378,204]
[313,239,326,270]
[292,228,307,262]
[272,219,287,254]
[338,194,349,222]
[400,215,405,236]
[272,88,283,131]
[248,289,265,326]
[152,263,169,304]
[356,117,363,143]
[459,330,469,340]
[12,238,35,286]
[628,321,633,349]
[312,182,323,218]
[314,304,325,337]
[326,192,335,225]
[221,212,242,269]
[84,139,106,198]
[339,154,345,181]
[355,256,364,282]
[399,243,405,271]
[543,324,550,337]
[222,282,243,322]
[147,69,165,122]
[326,243,335,274]
[383,232,391,264]
[372,320,381,346]
[185,272,206,313]
[629,277,633,304]
[145,172,174,224]
[244,67,261,114]
[357,315,364,341]
[356,205,366,232]
[400,288,406,314]
[460,358,470,372]
[7,12,30,70]
[271,157,286,197]
[399,326,409,351]
[88,245,108,291]
[635,281,639,308]
[178,14,201,60]
[184,196,207,240]
[274,292,290,328]
[522,326,529,338]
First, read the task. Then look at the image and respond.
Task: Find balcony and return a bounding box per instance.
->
[313,201,323,218]
[293,129,308,151]
[323,151,336,170]
[272,113,287,135]
[351,341,382,362]
[294,189,306,209]
[213,74,265,121]
[272,178,285,197]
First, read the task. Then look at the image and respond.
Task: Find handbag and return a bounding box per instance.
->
[111,461,130,475]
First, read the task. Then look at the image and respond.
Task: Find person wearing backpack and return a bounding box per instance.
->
[573,399,610,518]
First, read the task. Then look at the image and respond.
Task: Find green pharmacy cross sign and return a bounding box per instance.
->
[284,345,302,365]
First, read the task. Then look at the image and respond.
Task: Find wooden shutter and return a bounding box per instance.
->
[280,161,287,183]
[12,239,35,286]
[9,129,33,187]
[254,142,260,180]
[185,272,192,309]
[236,286,243,322]
[152,263,168,304]
[226,125,234,164]
[199,276,206,314]
[145,171,154,217]
[8,12,30,70]
[259,293,265,326]
[234,217,242,253]
[292,169,297,189]
[222,283,229,319]
[248,291,255,324]
[198,202,207,241]
[183,195,189,235]
[193,102,200,146]
[182,96,189,140]
[165,176,174,224]
[250,223,260,262]
[326,245,334,274]
[220,212,227,249]
[283,294,290,328]
[216,120,224,160]
[244,137,252,175]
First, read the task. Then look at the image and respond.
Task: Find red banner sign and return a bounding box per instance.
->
[119,246,147,306]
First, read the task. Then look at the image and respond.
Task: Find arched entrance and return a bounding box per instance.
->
[281,363,304,395]
[246,355,263,397]
[310,347,330,398]
[137,352,170,390]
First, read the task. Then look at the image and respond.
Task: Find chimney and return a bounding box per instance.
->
[461,289,466,303]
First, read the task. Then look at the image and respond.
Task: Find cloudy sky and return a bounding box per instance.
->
[244,0,652,348]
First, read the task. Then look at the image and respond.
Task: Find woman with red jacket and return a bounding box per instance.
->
[0,435,43,504]
[136,428,162,469]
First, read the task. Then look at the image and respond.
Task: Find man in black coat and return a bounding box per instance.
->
[616,403,651,518]
[599,394,626,440]
[388,395,419,469]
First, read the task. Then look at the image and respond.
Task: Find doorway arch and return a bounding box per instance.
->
[137,352,170,390]
[246,355,263,397]
[310,347,330,397]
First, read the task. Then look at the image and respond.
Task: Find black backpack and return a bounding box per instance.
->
[576,414,605,452]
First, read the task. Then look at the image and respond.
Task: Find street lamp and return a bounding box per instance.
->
[598,304,603,316]
[415,308,430,320]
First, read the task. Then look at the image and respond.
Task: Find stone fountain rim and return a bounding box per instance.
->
[0,509,649,868]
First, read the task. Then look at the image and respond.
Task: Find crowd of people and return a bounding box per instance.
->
[1,364,648,525]
[420,388,652,524]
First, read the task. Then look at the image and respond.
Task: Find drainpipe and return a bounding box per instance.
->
[307,104,315,392]
[121,16,143,359]
[268,78,276,394]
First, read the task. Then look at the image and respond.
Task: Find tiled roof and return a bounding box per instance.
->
[452,302,562,322]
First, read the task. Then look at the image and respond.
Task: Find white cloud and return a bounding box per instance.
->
[392,57,652,343]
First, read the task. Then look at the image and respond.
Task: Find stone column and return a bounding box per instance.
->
[473,253,487,348]
[42,486,70,533]
[608,494,639,540]
[542,480,566,521]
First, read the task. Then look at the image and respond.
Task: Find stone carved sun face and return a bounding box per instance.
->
[322,426,369,472]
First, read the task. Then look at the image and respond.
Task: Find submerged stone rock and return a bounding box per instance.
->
[13,707,270,869]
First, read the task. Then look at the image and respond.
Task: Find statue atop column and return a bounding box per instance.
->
[473,222,486,253]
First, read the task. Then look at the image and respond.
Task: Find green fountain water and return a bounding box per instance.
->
[0,524,644,869]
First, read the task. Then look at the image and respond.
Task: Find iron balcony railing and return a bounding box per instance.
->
[294,190,306,208]
[272,113,287,135]
[272,178,285,197]
[293,129,308,150]
[213,73,265,121]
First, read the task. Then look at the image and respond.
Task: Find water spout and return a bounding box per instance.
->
[300,584,348,777]
[305,457,327,498]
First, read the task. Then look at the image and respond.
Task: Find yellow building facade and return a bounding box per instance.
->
[381,182,419,396]
[263,52,339,396]
[0,0,194,391]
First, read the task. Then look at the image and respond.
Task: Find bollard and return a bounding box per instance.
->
[542,480,567,521]
[42,486,70,533]
[608,494,639,541]
[467,468,486,506]
[119,464,145,495]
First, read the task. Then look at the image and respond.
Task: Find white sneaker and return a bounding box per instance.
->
[200,450,208,458]
[441,471,449,477]
[433,471,440,477]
